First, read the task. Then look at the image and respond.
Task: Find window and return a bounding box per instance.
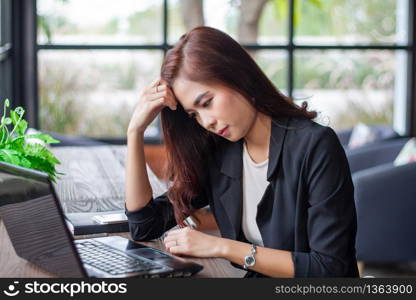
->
[292,0,408,133]
[37,0,165,142]
[35,0,414,141]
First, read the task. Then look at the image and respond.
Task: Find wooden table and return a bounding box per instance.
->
[0,219,246,278]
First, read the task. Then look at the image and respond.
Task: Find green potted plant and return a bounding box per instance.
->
[0,99,61,182]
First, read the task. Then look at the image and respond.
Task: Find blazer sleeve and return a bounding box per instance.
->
[291,126,358,277]
[125,188,209,242]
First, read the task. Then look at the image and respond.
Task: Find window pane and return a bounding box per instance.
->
[0,0,12,102]
[0,57,12,98]
[0,2,2,45]
[254,50,288,93]
[294,50,399,130]
[1,0,11,46]
[37,0,163,44]
[168,0,287,45]
[258,0,288,44]
[38,50,163,138]
[295,0,407,45]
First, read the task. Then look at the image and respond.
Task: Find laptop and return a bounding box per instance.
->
[0,161,203,278]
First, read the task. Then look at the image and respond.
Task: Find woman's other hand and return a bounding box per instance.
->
[127,78,177,136]
[163,227,224,258]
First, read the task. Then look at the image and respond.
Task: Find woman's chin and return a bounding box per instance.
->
[225,133,242,142]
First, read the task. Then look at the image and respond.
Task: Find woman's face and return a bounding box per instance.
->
[172,78,257,142]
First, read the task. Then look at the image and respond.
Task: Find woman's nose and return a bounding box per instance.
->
[200,113,217,130]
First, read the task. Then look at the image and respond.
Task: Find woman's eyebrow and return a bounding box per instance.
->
[185,91,210,112]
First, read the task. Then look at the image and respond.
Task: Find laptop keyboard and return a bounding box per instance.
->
[76,240,165,276]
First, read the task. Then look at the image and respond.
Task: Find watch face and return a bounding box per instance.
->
[245,256,255,266]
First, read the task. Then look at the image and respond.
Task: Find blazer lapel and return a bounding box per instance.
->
[218,139,243,240]
[267,116,290,181]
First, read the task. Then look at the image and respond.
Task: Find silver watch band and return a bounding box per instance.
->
[243,244,257,269]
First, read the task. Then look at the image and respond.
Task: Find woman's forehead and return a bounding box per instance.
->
[172,78,213,107]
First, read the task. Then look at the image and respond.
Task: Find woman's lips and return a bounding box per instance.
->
[217,126,229,136]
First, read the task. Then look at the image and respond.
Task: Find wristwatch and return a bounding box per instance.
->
[243,244,257,269]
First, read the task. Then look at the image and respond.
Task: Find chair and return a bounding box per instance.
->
[353,161,416,262]
[344,136,416,262]
[336,125,399,149]
[346,137,410,173]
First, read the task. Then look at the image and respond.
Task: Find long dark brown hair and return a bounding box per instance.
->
[160,26,316,226]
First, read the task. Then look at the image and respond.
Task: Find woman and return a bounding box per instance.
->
[125,26,359,278]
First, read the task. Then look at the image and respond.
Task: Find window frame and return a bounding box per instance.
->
[0,0,12,104]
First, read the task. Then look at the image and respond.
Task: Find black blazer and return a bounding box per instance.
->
[126,116,359,277]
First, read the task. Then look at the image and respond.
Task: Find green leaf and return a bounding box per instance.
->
[10,110,19,126]
[22,153,59,182]
[13,154,32,169]
[24,143,61,165]
[308,0,323,8]
[26,133,60,144]
[9,136,25,151]
[0,149,22,165]
[23,143,47,157]
[0,127,7,146]
[16,119,28,136]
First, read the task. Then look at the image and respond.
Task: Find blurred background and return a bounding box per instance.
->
[1,0,414,142]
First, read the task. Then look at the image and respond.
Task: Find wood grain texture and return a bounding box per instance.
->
[51,145,167,213]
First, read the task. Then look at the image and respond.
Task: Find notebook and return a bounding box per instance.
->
[64,210,129,236]
[0,161,203,278]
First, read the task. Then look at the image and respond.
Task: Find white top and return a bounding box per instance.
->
[241,142,268,246]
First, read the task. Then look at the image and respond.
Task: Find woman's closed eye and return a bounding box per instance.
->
[201,98,213,107]
[188,98,213,119]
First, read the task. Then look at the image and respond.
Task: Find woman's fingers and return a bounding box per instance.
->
[127,78,177,134]
[164,227,192,241]
[156,96,177,110]
[163,227,196,254]
[151,84,167,94]
[164,233,185,252]
[147,78,168,95]
[164,240,180,249]
[165,244,186,255]
[149,78,161,88]
[147,90,168,101]
[146,85,177,110]
[149,97,176,111]
[163,232,179,243]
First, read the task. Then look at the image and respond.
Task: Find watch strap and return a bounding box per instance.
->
[243,244,257,269]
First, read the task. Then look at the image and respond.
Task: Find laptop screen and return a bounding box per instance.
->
[0,162,85,277]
